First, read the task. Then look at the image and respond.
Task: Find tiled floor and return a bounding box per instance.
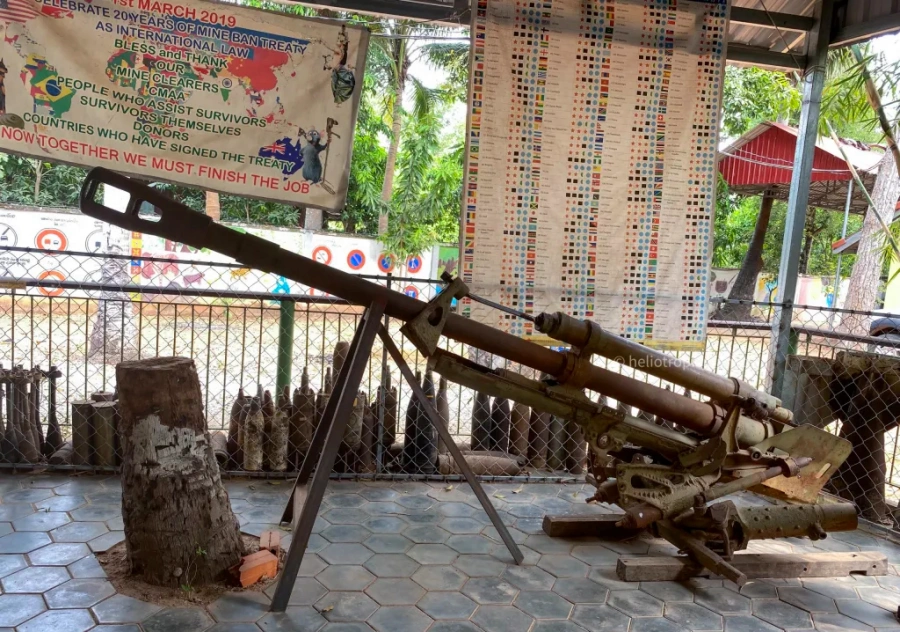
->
[1,473,900,632]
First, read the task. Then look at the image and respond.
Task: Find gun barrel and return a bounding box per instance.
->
[78,168,760,441]
[536,311,791,424]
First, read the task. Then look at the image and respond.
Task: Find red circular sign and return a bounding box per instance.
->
[38,270,65,297]
[312,246,332,265]
[377,253,395,273]
[35,228,68,251]
[403,285,419,299]
[347,249,366,270]
[406,255,423,274]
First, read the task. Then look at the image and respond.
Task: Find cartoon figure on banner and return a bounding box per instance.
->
[324,25,356,104]
[0,58,23,130]
[297,119,340,194]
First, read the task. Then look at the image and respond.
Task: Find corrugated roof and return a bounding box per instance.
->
[718,121,883,213]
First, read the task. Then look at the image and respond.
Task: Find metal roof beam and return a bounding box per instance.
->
[299,0,466,23]
[729,7,815,32]
[831,12,900,47]
[726,43,807,71]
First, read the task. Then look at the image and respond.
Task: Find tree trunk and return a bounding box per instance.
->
[841,152,900,334]
[33,161,43,203]
[798,208,817,275]
[378,38,408,235]
[116,357,243,587]
[715,193,774,321]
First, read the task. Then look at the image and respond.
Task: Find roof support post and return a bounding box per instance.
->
[769,0,834,398]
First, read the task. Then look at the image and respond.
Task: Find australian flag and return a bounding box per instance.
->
[0,0,41,23]
[258,137,303,178]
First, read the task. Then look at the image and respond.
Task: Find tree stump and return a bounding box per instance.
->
[116,357,243,587]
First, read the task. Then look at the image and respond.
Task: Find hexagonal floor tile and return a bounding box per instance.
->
[360,487,399,502]
[360,577,422,606]
[51,521,109,543]
[462,577,519,604]
[37,496,87,512]
[608,590,664,617]
[751,599,811,629]
[257,606,327,632]
[776,586,838,613]
[0,531,50,553]
[92,594,162,623]
[209,592,270,622]
[407,544,457,565]
[630,617,691,632]
[514,591,573,620]
[28,542,91,566]
[320,543,375,565]
[395,496,434,511]
[324,509,371,525]
[90,531,126,553]
[441,518,483,535]
[0,503,35,521]
[317,565,376,591]
[144,607,215,632]
[322,525,371,544]
[208,624,265,632]
[721,616,781,632]
[411,565,467,592]
[55,481,106,497]
[364,534,412,554]
[453,555,505,578]
[45,579,116,608]
[0,593,47,627]
[836,598,899,627]
[502,565,556,592]
[571,545,619,567]
[3,488,53,503]
[365,517,408,534]
[664,603,724,631]
[320,623,374,632]
[368,605,433,632]
[801,579,860,600]
[551,578,610,604]
[17,607,95,632]
[12,511,72,532]
[571,604,633,632]
[446,535,493,555]
[0,521,11,537]
[428,622,483,632]
[418,591,477,619]
[523,535,573,555]
[69,554,107,579]
[326,494,366,508]
[858,586,900,610]
[2,564,70,592]
[315,592,378,622]
[694,587,752,615]
[0,553,27,579]
[812,612,875,632]
[639,581,694,603]
[70,504,121,522]
[538,555,589,578]
[364,554,420,578]
[264,577,327,607]
[404,526,449,544]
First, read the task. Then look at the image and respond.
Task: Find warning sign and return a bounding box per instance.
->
[38,270,65,296]
[377,253,395,273]
[35,228,68,251]
[403,285,419,299]
[406,255,423,274]
[312,246,333,265]
[347,249,366,270]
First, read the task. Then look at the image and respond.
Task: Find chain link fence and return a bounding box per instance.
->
[3,245,900,530]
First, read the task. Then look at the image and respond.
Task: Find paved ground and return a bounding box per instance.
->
[1,474,900,632]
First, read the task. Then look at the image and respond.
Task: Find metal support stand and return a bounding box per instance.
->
[271,306,524,613]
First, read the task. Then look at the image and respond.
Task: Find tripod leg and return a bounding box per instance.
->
[271,300,386,612]
[377,326,524,565]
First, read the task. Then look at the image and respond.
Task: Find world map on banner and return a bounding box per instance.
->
[462,0,727,350]
[0,0,368,210]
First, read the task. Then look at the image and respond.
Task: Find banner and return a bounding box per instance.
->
[0,0,368,210]
[462,0,727,350]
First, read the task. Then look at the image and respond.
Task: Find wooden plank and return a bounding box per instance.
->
[617,551,888,582]
[542,513,642,538]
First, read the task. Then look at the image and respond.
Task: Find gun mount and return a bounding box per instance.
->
[78,168,857,586]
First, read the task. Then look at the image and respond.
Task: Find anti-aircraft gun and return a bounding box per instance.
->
[78,168,857,586]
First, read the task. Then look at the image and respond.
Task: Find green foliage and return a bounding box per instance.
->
[0,155,87,206]
[720,66,799,139]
